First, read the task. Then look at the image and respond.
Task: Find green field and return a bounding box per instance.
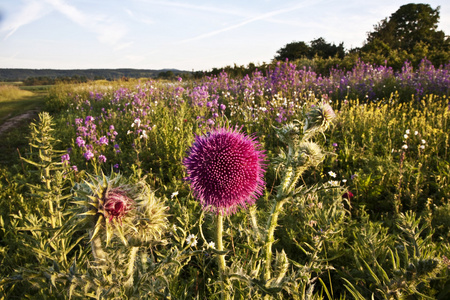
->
[1,62,449,299]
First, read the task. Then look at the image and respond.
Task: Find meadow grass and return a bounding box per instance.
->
[1,61,449,299]
[0,85,46,123]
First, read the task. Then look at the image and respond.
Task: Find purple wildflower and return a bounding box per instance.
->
[220,104,226,110]
[61,154,70,164]
[98,154,107,163]
[72,165,78,172]
[84,150,94,161]
[183,127,266,214]
[98,136,109,146]
[76,136,86,148]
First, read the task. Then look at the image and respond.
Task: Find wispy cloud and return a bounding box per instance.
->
[0,0,49,39]
[135,0,249,18]
[178,2,314,44]
[45,0,127,45]
[1,0,128,45]
[125,8,154,25]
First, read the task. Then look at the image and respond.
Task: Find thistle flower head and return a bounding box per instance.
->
[184,127,266,215]
[73,172,168,246]
[103,188,133,222]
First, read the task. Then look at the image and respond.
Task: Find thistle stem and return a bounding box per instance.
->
[89,229,106,264]
[125,247,139,289]
[264,198,286,282]
[216,211,229,300]
[249,205,261,241]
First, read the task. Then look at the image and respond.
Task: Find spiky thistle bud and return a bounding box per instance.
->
[304,103,336,134]
[273,122,302,146]
[297,141,325,167]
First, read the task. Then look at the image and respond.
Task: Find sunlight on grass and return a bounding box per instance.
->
[0,85,46,122]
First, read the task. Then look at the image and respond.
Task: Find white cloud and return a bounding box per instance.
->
[178,2,315,44]
[1,0,128,46]
[125,8,154,25]
[0,0,50,39]
[135,0,249,18]
[44,0,128,46]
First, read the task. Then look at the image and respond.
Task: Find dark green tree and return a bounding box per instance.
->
[363,3,449,52]
[274,41,310,61]
[309,37,345,59]
[275,38,345,61]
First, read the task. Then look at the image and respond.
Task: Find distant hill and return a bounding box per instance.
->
[0,68,191,81]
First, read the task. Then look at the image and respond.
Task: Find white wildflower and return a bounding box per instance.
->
[328,171,337,178]
[208,241,215,249]
[405,129,410,134]
[140,130,148,139]
[186,234,198,247]
[171,191,179,199]
[402,144,408,150]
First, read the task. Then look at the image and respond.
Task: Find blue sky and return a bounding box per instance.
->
[0,0,449,71]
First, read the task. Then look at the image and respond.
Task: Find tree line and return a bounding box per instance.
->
[203,3,449,77]
[0,69,190,85]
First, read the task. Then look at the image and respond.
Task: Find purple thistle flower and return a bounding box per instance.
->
[183,127,266,215]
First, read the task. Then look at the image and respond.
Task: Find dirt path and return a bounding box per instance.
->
[0,109,41,136]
